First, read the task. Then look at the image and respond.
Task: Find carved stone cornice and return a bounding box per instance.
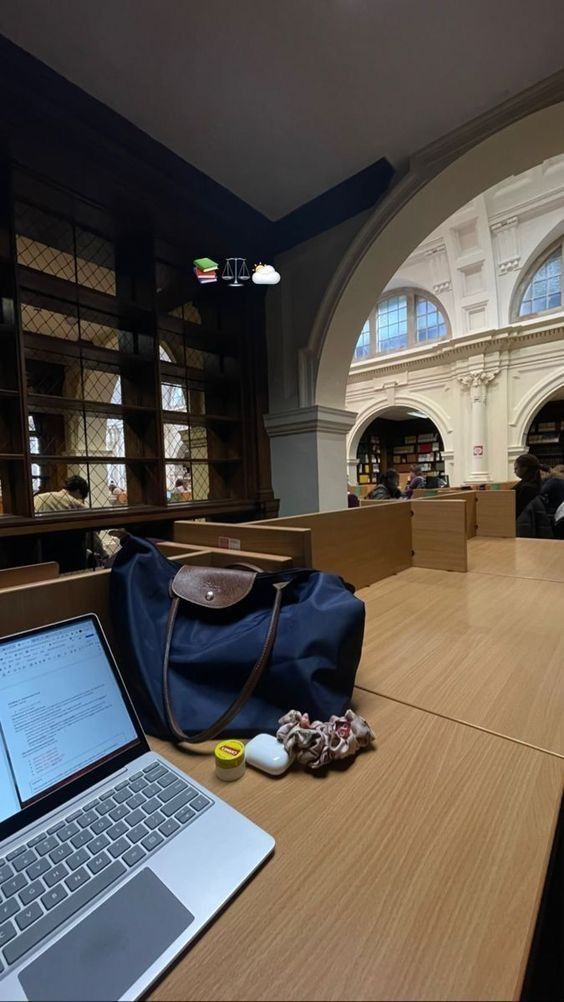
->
[348,319,564,384]
[264,405,357,438]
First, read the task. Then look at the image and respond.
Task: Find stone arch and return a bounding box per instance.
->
[311,99,564,412]
[347,392,453,468]
[510,367,564,450]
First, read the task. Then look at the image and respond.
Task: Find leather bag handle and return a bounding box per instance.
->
[162,571,289,744]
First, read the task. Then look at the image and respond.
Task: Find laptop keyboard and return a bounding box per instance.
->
[0,762,212,974]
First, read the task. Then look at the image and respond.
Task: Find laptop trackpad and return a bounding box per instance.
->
[19,868,194,1002]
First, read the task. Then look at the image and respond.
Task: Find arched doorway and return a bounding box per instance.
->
[351,406,447,492]
[522,390,564,471]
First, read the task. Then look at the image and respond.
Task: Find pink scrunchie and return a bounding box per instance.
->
[276,709,375,770]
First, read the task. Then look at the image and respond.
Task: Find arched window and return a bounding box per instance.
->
[514,241,563,319]
[353,290,449,360]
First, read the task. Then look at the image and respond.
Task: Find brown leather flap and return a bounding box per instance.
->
[170,564,256,608]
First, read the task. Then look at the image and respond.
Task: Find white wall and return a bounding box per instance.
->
[347,319,564,484]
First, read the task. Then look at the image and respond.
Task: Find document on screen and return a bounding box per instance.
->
[0,621,138,813]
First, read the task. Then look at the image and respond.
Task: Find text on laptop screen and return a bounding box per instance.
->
[0,620,139,825]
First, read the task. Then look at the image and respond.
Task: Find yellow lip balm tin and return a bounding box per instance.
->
[214,739,246,781]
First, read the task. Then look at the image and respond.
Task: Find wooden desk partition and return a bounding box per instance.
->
[433,491,477,538]
[0,570,115,645]
[156,541,293,571]
[0,546,290,647]
[410,490,476,538]
[173,521,311,567]
[411,499,468,572]
[0,561,59,589]
[247,503,412,589]
[475,491,516,537]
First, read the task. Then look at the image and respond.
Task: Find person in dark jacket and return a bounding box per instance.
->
[347,485,360,508]
[367,469,401,500]
[513,454,542,520]
[542,477,564,539]
[403,465,426,499]
[516,476,564,538]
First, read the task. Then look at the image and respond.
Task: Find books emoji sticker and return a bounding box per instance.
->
[193,257,218,284]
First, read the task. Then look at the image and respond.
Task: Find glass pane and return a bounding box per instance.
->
[415,296,447,344]
[519,250,562,315]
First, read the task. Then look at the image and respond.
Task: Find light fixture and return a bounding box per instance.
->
[407,411,427,419]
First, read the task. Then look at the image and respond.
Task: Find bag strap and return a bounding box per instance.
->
[162,579,289,744]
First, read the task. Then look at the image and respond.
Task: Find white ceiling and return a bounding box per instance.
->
[2,1,564,219]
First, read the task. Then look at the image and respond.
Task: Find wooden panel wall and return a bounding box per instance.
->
[411,499,468,572]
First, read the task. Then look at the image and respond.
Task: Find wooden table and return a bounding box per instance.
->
[148,690,563,1002]
[468,537,564,582]
[356,566,564,757]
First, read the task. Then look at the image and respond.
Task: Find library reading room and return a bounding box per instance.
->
[0,4,562,1002]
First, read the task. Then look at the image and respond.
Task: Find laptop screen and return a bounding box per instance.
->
[0,617,141,829]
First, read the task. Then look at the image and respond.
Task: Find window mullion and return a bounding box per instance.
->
[408,292,415,348]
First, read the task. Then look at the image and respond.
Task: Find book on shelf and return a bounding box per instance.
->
[404,435,416,444]
[538,422,558,431]
[418,433,435,443]
[528,434,559,444]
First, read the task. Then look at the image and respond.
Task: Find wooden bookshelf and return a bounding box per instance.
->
[356,416,446,489]
[0,158,274,559]
[526,402,564,468]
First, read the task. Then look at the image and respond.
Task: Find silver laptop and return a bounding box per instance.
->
[0,615,274,1002]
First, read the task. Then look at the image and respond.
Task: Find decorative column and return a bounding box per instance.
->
[457,370,499,482]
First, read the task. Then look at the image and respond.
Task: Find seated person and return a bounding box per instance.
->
[34,476,107,571]
[367,469,401,500]
[512,454,542,519]
[403,465,426,498]
[517,476,564,539]
[170,477,192,501]
[34,474,89,513]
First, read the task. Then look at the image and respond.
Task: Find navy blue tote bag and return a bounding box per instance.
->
[110,536,365,743]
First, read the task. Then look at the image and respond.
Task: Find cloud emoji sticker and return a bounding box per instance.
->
[252,264,281,285]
